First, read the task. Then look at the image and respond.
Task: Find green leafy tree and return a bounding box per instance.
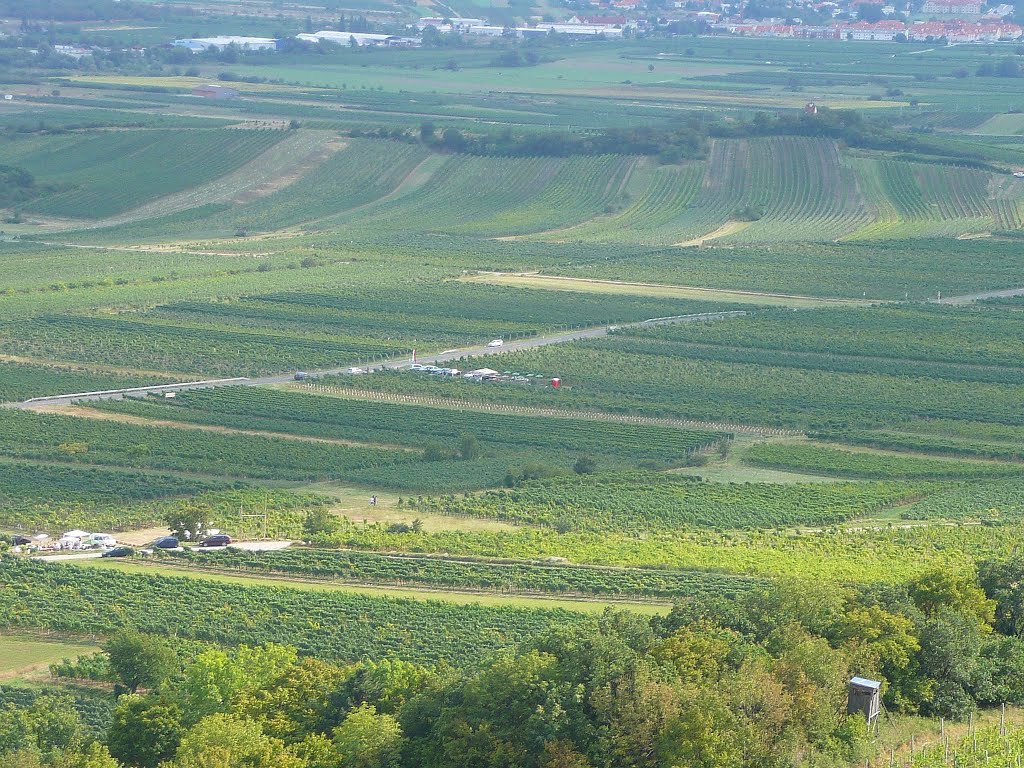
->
[980,556,1024,636]
[332,703,404,768]
[168,713,303,768]
[178,645,298,722]
[107,695,184,768]
[103,631,178,693]
[909,568,995,632]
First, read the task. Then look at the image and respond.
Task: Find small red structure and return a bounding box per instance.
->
[551,378,561,388]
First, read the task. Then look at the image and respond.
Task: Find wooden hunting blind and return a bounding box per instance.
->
[848,677,881,725]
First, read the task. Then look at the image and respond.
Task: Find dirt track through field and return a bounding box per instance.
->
[674,220,751,247]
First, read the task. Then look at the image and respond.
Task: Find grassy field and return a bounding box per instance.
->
[0,636,98,679]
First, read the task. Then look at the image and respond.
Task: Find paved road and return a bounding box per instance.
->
[14,311,745,409]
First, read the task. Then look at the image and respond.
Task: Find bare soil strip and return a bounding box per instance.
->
[674,220,751,247]
[466,271,867,308]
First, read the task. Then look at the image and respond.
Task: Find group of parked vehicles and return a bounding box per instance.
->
[8,531,233,557]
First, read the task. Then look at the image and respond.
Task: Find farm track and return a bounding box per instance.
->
[675,220,750,247]
[296,385,799,437]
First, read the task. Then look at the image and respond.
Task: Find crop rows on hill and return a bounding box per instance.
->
[226,138,431,232]
[0,408,412,483]
[339,154,578,235]
[743,442,1024,481]
[95,388,725,464]
[848,157,1004,239]
[170,546,766,598]
[448,154,637,237]
[410,472,921,532]
[7,129,285,218]
[543,161,707,245]
[0,559,587,666]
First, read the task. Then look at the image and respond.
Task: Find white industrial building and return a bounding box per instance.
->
[296,30,418,47]
[172,36,278,52]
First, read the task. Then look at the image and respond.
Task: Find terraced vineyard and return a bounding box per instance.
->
[338,154,579,235]
[533,160,707,245]
[5,129,286,218]
[845,156,1020,239]
[447,154,637,237]
[528,138,875,245]
[226,138,432,233]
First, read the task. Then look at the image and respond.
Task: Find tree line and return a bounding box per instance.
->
[348,108,993,165]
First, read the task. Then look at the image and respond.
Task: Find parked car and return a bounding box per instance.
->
[101,546,134,558]
[153,536,180,549]
[345,367,366,375]
[487,339,504,347]
[199,534,232,547]
[294,371,309,381]
[11,535,32,546]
